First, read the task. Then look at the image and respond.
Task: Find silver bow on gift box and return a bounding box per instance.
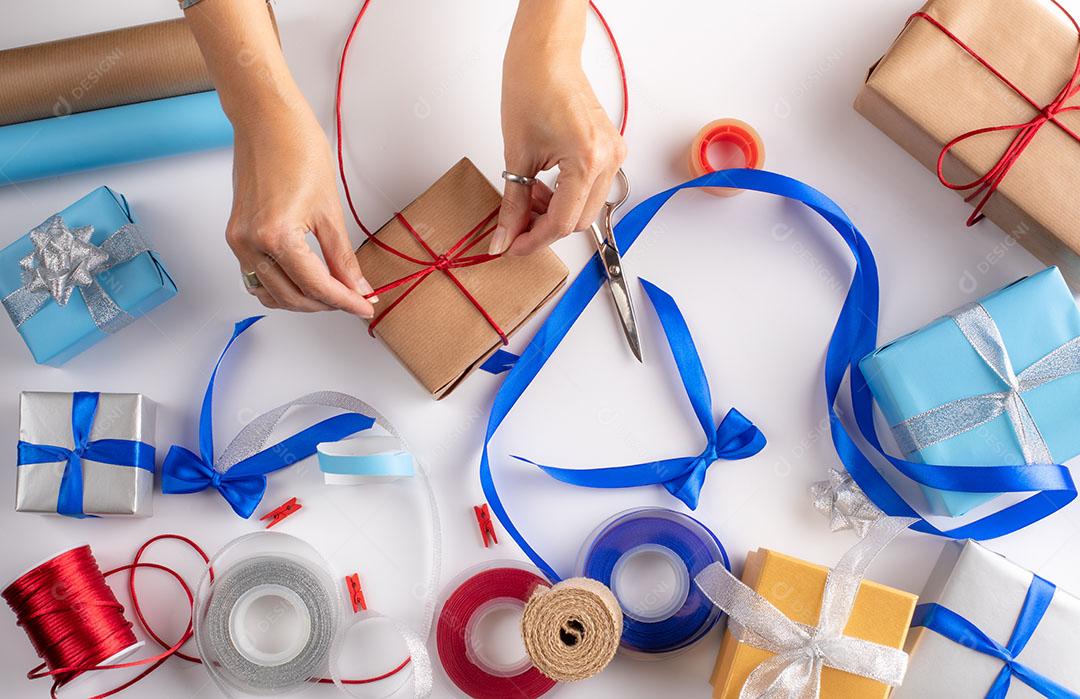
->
[811,468,884,538]
[893,302,1080,465]
[1,215,151,333]
[695,516,915,699]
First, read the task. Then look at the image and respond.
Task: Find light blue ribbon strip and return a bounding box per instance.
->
[161,316,375,517]
[480,168,1076,583]
[317,436,415,480]
[514,279,766,511]
[912,575,1078,699]
[17,391,155,518]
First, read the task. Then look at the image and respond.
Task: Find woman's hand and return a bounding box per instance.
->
[227,108,375,316]
[491,0,627,256]
[184,0,374,317]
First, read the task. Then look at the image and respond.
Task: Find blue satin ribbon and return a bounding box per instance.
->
[480,168,1076,583]
[912,575,1077,698]
[17,391,155,518]
[514,279,765,510]
[161,316,374,518]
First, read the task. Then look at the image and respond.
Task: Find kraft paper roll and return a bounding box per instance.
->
[0,18,212,128]
[0,91,233,185]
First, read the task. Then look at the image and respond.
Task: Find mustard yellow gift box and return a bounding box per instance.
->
[711,549,918,699]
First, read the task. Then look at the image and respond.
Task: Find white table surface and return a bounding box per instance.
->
[2,1,1079,697]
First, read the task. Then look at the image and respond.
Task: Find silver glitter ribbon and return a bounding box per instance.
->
[218,391,438,698]
[1,215,152,332]
[893,302,1080,464]
[695,516,916,699]
[810,468,884,538]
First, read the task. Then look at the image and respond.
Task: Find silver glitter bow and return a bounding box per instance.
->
[695,516,915,699]
[811,468,884,538]
[893,302,1080,465]
[1,215,152,332]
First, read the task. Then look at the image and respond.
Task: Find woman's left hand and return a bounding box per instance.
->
[490,0,626,256]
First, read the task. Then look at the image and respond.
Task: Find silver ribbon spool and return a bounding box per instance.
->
[194,532,341,696]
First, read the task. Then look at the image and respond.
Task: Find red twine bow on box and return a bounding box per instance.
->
[909,0,1080,226]
[335,0,628,336]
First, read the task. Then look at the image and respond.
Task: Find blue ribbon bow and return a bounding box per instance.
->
[912,575,1078,699]
[161,316,374,518]
[514,279,765,510]
[480,168,1076,583]
[17,391,155,518]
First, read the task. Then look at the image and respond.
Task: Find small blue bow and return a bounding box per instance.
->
[913,574,1077,699]
[17,391,155,518]
[162,317,373,518]
[515,279,766,510]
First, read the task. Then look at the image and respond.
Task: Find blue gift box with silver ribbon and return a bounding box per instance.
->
[860,267,1080,517]
[17,391,156,517]
[0,186,177,365]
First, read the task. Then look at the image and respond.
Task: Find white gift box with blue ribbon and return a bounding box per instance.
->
[0,186,177,365]
[860,267,1080,517]
[16,391,155,517]
[895,540,1080,698]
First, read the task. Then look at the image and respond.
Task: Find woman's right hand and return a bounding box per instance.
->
[225,107,376,317]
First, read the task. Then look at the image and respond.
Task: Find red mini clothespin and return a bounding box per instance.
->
[474,503,498,548]
[345,573,367,613]
[260,497,302,529]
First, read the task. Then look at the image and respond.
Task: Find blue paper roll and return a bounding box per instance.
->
[0,91,233,185]
[578,507,729,656]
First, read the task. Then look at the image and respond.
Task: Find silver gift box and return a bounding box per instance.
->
[16,391,155,516]
[895,540,1080,698]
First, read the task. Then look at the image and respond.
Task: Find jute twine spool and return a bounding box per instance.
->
[521,577,623,682]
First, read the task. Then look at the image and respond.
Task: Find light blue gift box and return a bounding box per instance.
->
[860,267,1080,517]
[0,187,177,365]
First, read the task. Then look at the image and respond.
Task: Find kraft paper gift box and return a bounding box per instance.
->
[0,186,177,365]
[854,0,1080,290]
[355,158,568,398]
[894,540,1080,698]
[859,267,1080,517]
[710,548,917,699]
[16,391,156,517]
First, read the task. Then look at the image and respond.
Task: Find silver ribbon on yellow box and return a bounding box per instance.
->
[694,516,915,699]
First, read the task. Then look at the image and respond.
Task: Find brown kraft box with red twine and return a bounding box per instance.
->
[855,0,1080,289]
[355,158,568,399]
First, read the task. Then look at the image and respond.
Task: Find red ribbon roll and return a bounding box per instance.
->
[688,118,766,197]
[435,564,556,699]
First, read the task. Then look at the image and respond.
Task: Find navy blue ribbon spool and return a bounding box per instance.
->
[577,507,728,656]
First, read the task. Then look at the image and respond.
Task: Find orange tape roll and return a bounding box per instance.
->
[688,118,766,197]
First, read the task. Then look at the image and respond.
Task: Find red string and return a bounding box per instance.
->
[336,0,629,338]
[909,0,1080,226]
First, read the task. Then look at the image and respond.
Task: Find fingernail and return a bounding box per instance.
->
[355,277,378,304]
[359,305,375,319]
[489,226,509,255]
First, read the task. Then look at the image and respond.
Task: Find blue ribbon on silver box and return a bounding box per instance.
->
[161,316,377,518]
[2,215,151,333]
[17,391,155,518]
[912,575,1079,699]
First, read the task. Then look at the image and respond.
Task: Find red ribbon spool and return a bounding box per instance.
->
[435,563,556,699]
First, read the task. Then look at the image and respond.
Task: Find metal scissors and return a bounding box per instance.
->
[589,168,642,362]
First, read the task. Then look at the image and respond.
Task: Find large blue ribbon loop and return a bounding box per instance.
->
[161,316,374,518]
[480,168,1076,582]
[17,391,155,518]
[515,279,765,510]
[912,575,1077,698]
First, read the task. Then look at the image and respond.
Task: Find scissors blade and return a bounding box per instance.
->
[594,228,643,362]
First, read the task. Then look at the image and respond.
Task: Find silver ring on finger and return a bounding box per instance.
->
[502,170,539,187]
[242,270,263,290]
